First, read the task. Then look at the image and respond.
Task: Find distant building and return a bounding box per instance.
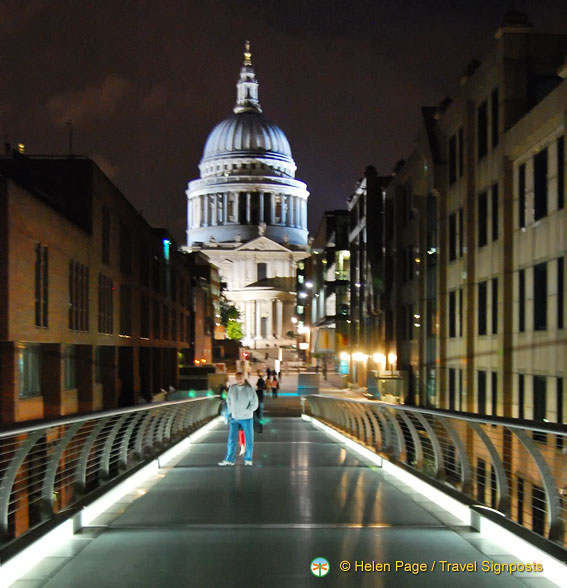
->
[347,166,386,386]
[185,43,309,350]
[0,154,210,424]
[307,210,350,373]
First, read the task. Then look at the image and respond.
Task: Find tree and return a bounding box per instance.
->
[219,285,242,340]
[226,319,243,340]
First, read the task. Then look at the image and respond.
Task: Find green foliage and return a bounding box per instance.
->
[220,295,240,327]
[226,319,243,340]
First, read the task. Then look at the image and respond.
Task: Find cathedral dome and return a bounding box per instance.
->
[186,42,309,250]
[202,112,293,164]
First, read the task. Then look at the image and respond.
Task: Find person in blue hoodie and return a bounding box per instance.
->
[218,371,259,466]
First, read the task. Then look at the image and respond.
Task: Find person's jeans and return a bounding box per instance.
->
[224,418,254,462]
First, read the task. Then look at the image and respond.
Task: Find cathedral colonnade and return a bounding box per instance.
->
[242,298,285,339]
[188,192,308,231]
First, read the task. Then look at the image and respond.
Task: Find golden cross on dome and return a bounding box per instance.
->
[244,40,252,66]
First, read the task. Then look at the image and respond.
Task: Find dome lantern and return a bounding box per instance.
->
[234,40,262,114]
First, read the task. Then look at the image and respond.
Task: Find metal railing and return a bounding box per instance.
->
[303,395,567,551]
[0,396,220,545]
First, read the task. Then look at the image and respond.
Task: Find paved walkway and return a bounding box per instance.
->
[13,416,557,588]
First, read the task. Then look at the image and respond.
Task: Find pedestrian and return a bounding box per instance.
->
[271,375,279,398]
[255,372,265,433]
[265,375,272,398]
[218,371,258,466]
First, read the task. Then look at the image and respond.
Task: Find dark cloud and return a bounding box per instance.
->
[1,0,566,241]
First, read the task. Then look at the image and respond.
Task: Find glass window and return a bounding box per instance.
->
[533,263,547,331]
[534,148,548,221]
[64,345,77,390]
[18,344,41,398]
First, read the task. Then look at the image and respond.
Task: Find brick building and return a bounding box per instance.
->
[0,154,214,424]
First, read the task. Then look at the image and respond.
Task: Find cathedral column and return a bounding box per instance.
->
[246,192,251,224]
[245,301,252,338]
[267,299,274,338]
[188,198,193,229]
[295,197,300,228]
[276,299,283,337]
[281,195,287,225]
[271,194,276,224]
[211,195,217,226]
[259,192,264,223]
[289,196,294,227]
[223,193,228,223]
[302,199,307,229]
[255,301,261,339]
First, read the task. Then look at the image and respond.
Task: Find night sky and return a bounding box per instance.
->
[2,0,567,244]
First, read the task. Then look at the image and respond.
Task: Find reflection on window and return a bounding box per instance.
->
[19,344,41,398]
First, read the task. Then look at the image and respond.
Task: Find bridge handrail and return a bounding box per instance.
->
[0,396,220,546]
[303,395,567,553]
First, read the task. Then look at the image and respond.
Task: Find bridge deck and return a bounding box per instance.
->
[14,414,556,588]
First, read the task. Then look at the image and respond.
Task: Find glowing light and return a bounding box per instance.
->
[291,317,298,324]
[17,143,25,153]
[339,352,350,361]
[305,281,313,289]
[373,353,386,365]
[388,352,397,365]
[299,292,307,299]
[352,352,368,362]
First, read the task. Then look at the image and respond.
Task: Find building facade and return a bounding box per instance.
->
[307,210,350,373]
[0,155,211,424]
[376,11,567,539]
[347,166,386,386]
[185,43,309,349]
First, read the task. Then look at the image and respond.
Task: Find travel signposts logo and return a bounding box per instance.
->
[311,557,330,577]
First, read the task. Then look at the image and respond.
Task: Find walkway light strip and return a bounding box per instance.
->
[0,416,222,588]
[0,520,75,588]
[305,414,566,588]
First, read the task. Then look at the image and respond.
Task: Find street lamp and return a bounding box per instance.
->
[388,352,397,372]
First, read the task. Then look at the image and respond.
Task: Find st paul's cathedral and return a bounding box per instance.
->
[185,43,309,349]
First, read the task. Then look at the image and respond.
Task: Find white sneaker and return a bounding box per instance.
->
[244,460,253,466]
[239,445,246,455]
[218,460,235,466]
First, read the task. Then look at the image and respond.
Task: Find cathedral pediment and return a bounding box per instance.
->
[234,236,291,252]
